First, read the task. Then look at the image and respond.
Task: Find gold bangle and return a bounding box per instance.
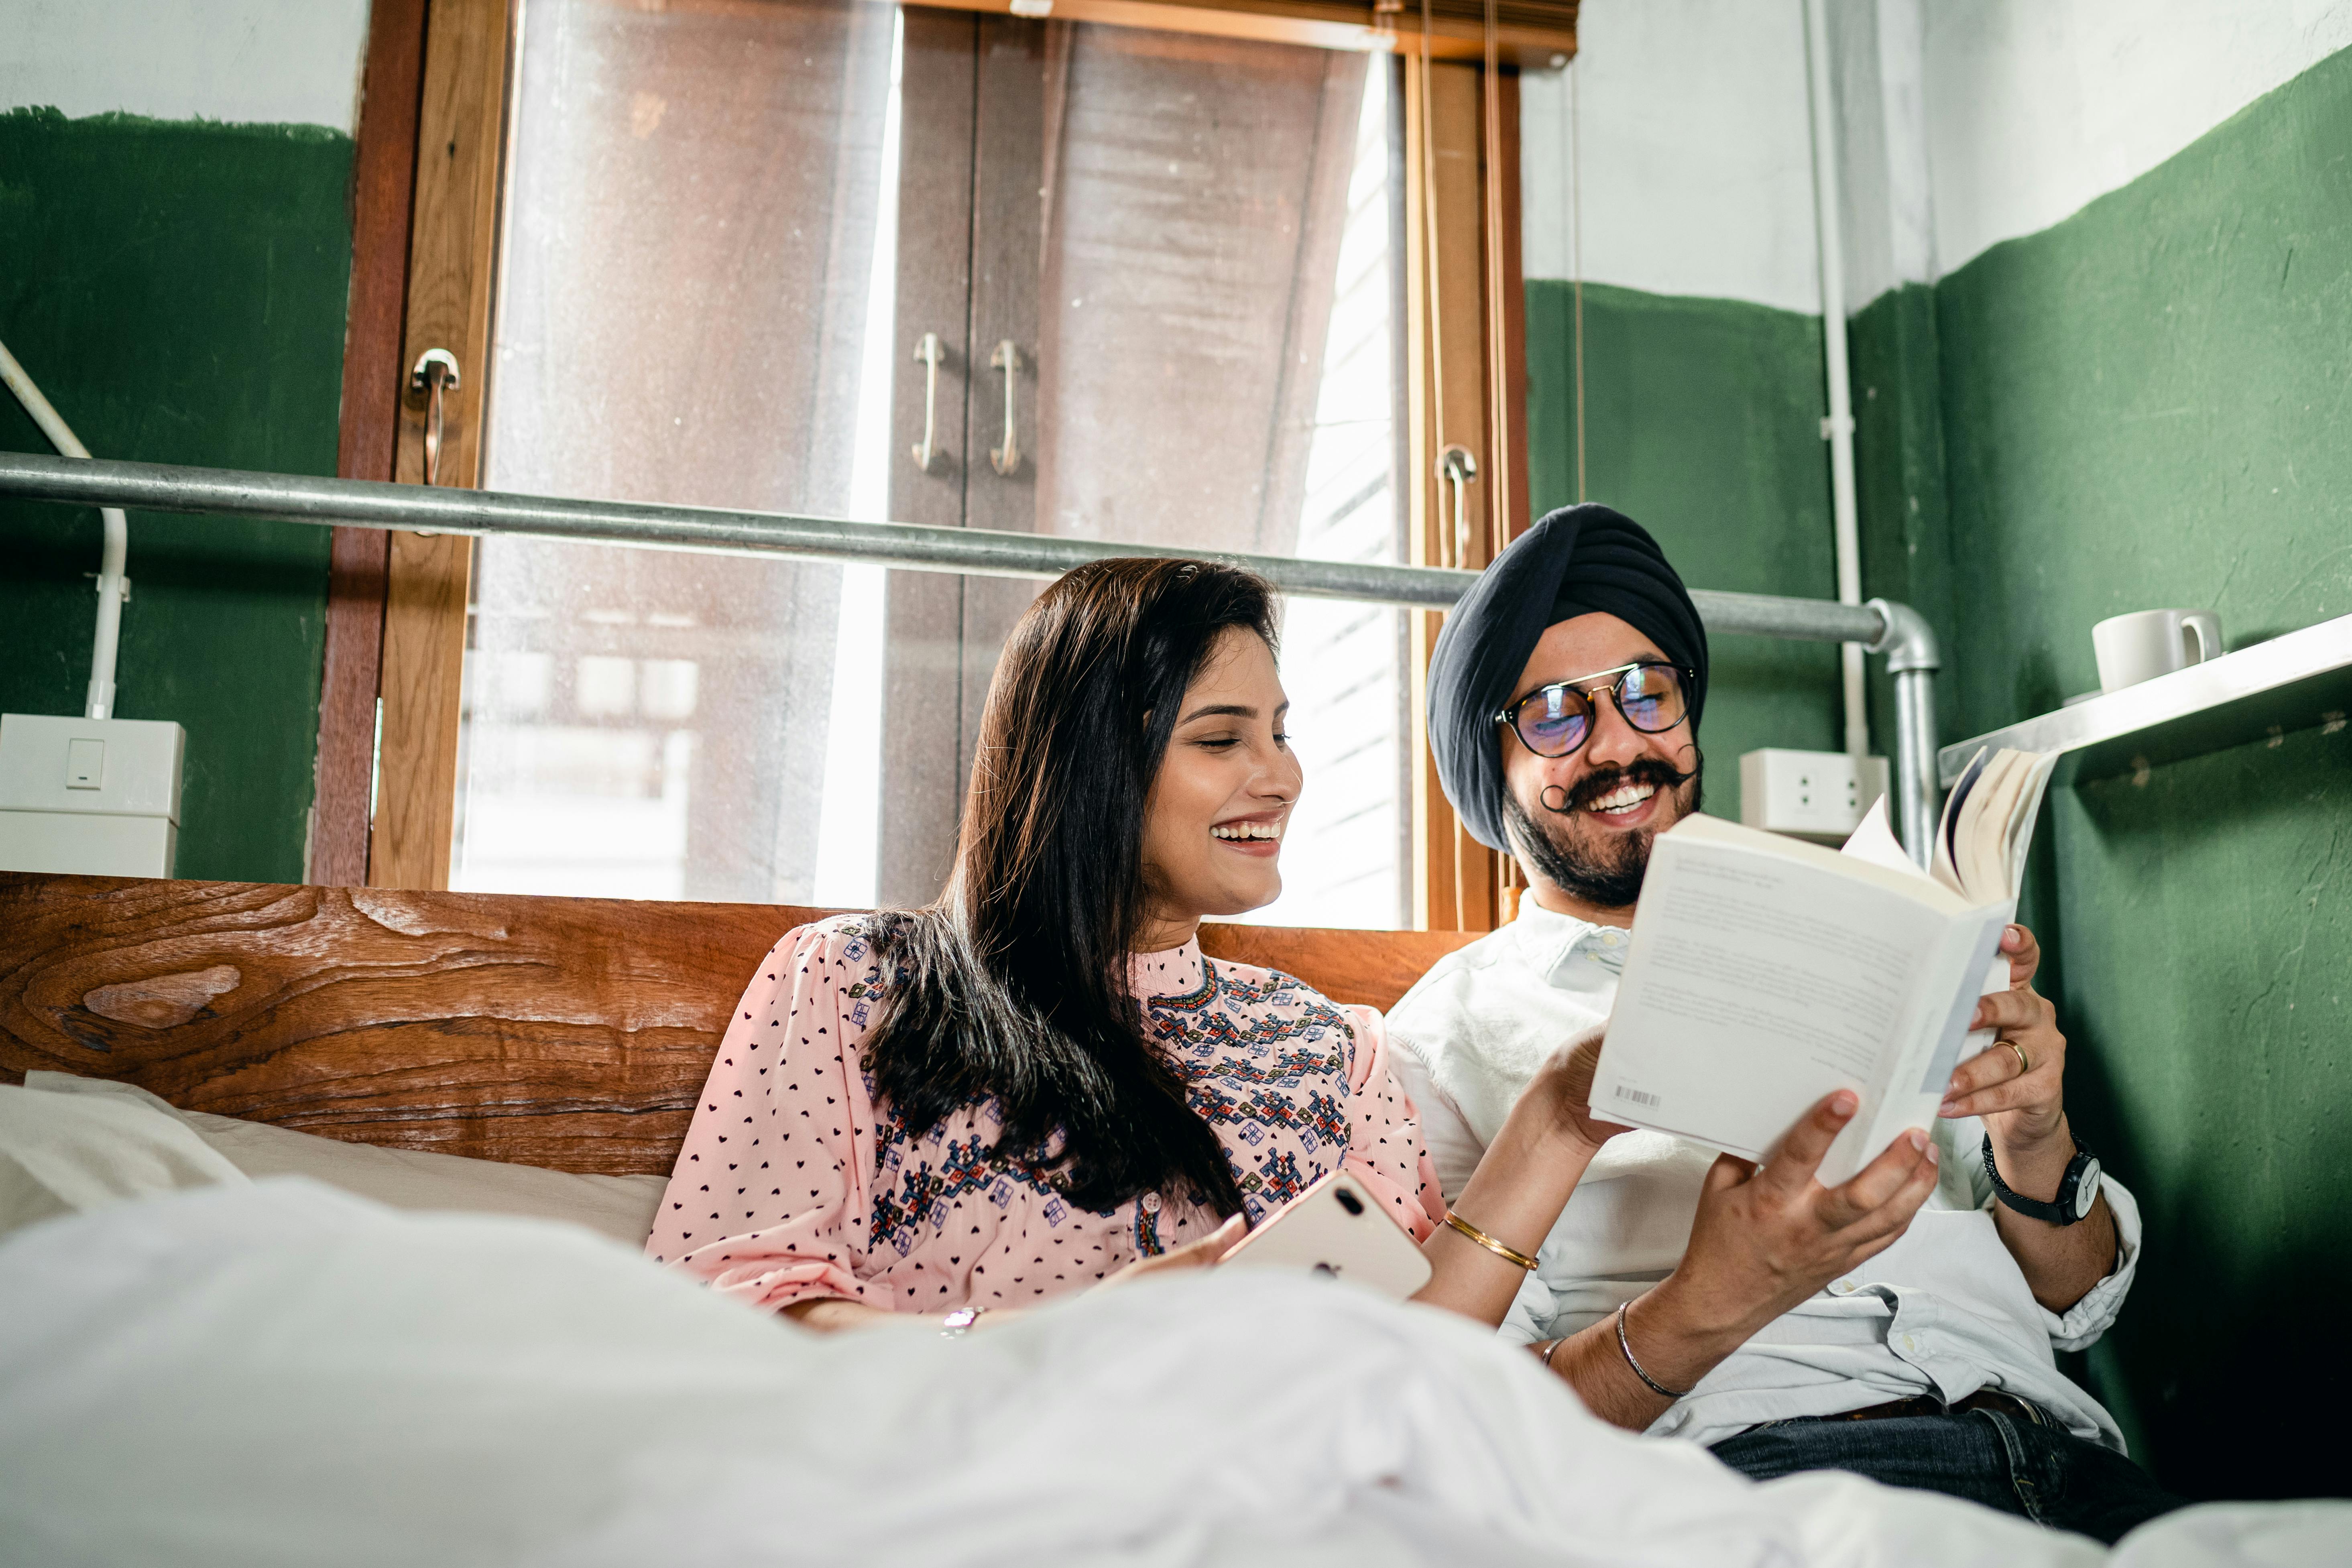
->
[1443,1210,1540,1271]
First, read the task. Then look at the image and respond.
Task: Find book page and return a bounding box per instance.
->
[1839,795,1917,877]
[1960,750,2029,901]
[2002,750,2061,896]
[1591,830,1957,1171]
[1934,748,1989,897]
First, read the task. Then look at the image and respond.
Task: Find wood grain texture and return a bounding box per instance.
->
[372,530,471,889]
[372,0,514,891]
[316,0,431,889]
[898,0,1577,65]
[1403,57,1506,932]
[1497,67,1532,547]
[0,874,1475,1176]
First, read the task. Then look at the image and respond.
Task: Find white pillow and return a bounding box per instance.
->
[22,1073,666,1250]
[0,1081,249,1238]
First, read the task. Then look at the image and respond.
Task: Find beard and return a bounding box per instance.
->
[1503,751,1703,911]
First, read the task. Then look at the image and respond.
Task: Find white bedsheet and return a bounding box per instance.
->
[0,1180,2340,1567]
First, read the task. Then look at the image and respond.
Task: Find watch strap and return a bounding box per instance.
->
[1980,1133,2095,1226]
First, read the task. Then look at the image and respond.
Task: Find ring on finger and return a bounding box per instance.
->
[2002,1040,2031,1077]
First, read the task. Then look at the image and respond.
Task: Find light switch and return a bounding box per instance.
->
[65,737,105,790]
[2,714,186,878]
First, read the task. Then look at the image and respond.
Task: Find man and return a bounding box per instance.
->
[1387,504,2181,1544]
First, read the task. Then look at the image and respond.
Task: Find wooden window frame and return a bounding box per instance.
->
[1404,54,1530,932]
[328,0,1550,923]
[313,0,429,888]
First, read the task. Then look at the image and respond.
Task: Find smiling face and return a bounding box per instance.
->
[1136,626,1302,950]
[1500,610,1702,925]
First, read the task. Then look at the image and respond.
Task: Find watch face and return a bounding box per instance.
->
[2073,1158,2102,1219]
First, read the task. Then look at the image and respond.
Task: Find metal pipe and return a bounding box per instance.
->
[0,451,1475,610]
[0,452,1906,633]
[1803,0,1869,763]
[0,451,1945,853]
[0,341,130,721]
[1867,598,1943,864]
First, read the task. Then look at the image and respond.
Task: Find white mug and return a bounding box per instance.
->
[2093,608,2222,693]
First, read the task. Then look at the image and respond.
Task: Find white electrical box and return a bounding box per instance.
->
[0,713,185,878]
[1739,747,1888,844]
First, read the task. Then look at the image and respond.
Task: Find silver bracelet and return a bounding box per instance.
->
[1615,1301,1692,1400]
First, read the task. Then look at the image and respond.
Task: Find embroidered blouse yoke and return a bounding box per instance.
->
[649,917,1443,1315]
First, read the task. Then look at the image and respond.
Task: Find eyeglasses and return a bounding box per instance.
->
[1495,661,1694,758]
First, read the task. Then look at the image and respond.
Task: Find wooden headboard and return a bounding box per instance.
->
[0,873,1477,1176]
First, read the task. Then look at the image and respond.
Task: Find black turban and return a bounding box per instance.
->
[1426,504,1709,852]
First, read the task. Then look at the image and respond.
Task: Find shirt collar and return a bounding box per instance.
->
[1511,895,1631,988]
[1131,940,1207,1000]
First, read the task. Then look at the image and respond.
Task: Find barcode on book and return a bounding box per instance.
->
[1614,1087,1661,1108]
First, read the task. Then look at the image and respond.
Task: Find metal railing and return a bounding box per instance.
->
[0,451,1944,860]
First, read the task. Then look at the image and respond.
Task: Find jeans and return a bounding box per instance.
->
[1707,1406,2187,1546]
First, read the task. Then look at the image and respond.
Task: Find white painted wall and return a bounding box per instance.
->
[1520,0,1824,313]
[1920,0,2352,279]
[1825,0,1935,311]
[1525,0,2352,312]
[0,0,373,134]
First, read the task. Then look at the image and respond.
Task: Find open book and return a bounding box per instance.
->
[1588,748,2058,1184]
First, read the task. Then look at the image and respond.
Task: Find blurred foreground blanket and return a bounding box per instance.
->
[0,1180,2341,1567]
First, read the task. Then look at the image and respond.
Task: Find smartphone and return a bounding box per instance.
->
[1217,1169,1432,1300]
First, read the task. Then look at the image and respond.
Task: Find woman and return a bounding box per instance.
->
[649,559,1622,1332]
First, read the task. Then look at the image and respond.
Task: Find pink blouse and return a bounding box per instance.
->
[649,916,1443,1315]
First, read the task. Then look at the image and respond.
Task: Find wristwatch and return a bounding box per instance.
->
[1981,1133,2102,1225]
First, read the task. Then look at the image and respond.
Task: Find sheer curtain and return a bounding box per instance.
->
[1035,33,1408,927]
[461,0,899,903]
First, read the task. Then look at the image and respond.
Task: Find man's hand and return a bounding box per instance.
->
[1541,1091,1940,1428]
[1941,924,2069,1151]
[1656,1091,1941,1352]
[1937,923,2118,1312]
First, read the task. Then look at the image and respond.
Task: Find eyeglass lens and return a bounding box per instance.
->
[1510,663,1687,757]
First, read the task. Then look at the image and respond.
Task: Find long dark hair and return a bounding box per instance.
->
[861,558,1277,1217]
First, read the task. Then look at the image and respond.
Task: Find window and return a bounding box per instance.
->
[452,0,1411,924]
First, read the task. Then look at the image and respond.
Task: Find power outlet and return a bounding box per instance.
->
[0,713,186,877]
[1739,748,1888,844]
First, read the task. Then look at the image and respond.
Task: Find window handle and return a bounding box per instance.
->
[989,340,1022,476]
[409,349,462,486]
[910,332,945,472]
[1439,444,1479,567]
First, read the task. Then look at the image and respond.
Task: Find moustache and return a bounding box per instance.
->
[1536,756,1700,816]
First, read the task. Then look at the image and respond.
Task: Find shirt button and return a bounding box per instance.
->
[1140,1192,1161,1213]
[1601,931,1622,947]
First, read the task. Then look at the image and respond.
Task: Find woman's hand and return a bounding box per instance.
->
[1095,1213,1245,1291]
[1415,1029,1626,1328]
[1525,1028,1636,1157]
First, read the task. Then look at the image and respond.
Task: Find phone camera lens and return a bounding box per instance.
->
[1335,1188,1364,1216]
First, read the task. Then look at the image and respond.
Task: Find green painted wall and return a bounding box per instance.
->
[0,109,353,881]
[1524,280,1843,826]
[1916,45,2352,1499]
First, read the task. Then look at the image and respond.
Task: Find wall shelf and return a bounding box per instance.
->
[1939,613,2352,787]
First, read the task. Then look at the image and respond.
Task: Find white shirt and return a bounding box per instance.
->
[1387,897,2142,1451]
